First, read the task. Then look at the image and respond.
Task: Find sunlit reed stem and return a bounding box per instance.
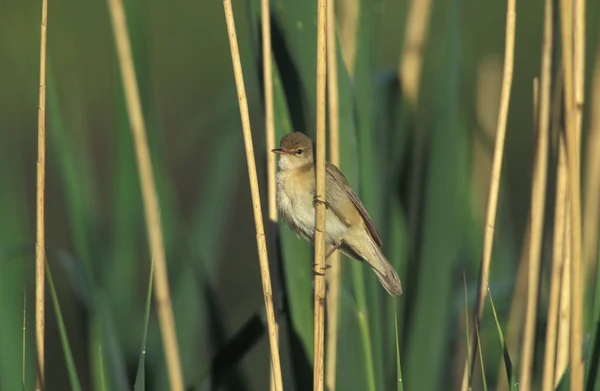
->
[462,0,516,389]
[555,201,571,387]
[519,0,553,383]
[399,0,432,106]
[106,0,184,389]
[261,0,279,389]
[313,0,328,389]
[559,0,584,388]
[325,0,341,387]
[584,33,600,287]
[542,131,567,391]
[221,1,284,390]
[35,0,48,389]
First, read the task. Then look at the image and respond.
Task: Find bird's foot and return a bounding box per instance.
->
[313,195,328,209]
[312,263,332,276]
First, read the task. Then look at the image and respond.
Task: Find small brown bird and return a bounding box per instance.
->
[272,132,402,296]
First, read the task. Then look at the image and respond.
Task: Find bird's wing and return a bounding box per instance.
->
[326,162,383,246]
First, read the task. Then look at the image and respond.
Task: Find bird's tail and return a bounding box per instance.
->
[362,235,403,296]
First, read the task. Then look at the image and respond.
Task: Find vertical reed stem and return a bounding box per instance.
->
[519,0,553,383]
[462,0,516,388]
[35,0,48,389]
[313,0,328,389]
[106,0,184,389]
[399,0,433,106]
[222,1,284,390]
[325,0,341,387]
[261,0,278,389]
[542,131,568,391]
[559,0,584,387]
[584,33,600,280]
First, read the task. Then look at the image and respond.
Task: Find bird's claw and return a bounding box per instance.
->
[312,263,332,276]
[313,195,327,208]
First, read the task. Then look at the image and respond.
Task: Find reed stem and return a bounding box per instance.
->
[222,1,283,389]
[106,0,184,389]
[462,0,516,388]
[313,0,328,389]
[35,0,48,388]
[325,0,341,387]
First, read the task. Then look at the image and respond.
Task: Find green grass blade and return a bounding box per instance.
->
[134,257,154,391]
[404,0,468,388]
[394,300,404,391]
[45,261,83,391]
[22,289,26,391]
[464,273,473,389]
[351,269,377,391]
[475,317,488,391]
[488,286,519,391]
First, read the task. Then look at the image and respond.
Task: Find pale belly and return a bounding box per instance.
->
[277,175,349,244]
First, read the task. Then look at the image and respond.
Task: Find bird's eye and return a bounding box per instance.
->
[296,149,303,155]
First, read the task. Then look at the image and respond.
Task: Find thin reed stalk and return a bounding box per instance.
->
[313,0,328,389]
[559,0,584,387]
[542,131,568,391]
[399,0,433,106]
[519,0,553,383]
[35,0,48,389]
[261,0,278,389]
[106,1,184,390]
[584,36,600,278]
[221,1,284,390]
[462,0,516,388]
[263,0,276,224]
[325,0,341,387]
[555,203,571,387]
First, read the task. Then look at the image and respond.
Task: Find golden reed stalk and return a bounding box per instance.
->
[106,0,184,390]
[261,0,278,388]
[399,0,432,106]
[583,29,600,279]
[325,0,341,387]
[313,0,328,389]
[222,1,284,390]
[559,0,584,388]
[519,0,553,384]
[35,0,48,389]
[462,0,516,388]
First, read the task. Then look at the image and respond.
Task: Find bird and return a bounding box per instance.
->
[271,132,402,296]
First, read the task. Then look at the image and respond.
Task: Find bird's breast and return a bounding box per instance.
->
[276,168,350,243]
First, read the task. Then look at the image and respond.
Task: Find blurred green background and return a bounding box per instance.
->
[0,0,599,390]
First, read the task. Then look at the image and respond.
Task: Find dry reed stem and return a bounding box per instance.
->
[106,1,184,390]
[261,0,279,386]
[263,0,277,224]
[336,0,358,76]
[313,0,328,389]
[555,203,571,387]
[559,0,584,388]
[583,36,600,277]
[519,0,553,385]
[542,131,568,391]
[462,0,516,389]
[399,0,433,106]
[325,0,341,387]
[574,0,585,141]
[222,1,284,389]
[35,0,48,389]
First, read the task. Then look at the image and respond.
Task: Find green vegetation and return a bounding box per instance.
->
[0,0,599,390]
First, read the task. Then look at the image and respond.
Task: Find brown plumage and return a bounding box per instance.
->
[272,132,402,296]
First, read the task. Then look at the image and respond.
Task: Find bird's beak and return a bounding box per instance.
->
[271,148,286,155]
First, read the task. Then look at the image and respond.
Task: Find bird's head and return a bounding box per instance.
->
[271,132,314,171]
